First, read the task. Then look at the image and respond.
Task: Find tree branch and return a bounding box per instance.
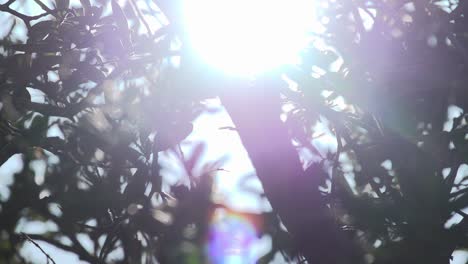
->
[0,0,52,28]
[20,233,57,264]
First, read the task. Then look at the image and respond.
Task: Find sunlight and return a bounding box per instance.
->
[182,0,316,75]
[206,207,265,263]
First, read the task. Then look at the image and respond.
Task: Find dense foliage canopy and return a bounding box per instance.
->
[1,0,468,263]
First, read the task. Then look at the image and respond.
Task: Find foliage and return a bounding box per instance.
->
[0,0,468,263]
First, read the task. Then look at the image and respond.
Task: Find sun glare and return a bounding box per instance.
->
[183,0,316,76]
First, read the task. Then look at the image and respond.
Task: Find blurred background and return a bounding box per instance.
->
[1,0,468,263]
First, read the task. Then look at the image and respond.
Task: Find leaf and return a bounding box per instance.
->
[29,21,56,41]
[150,150,162,195]
[79,0,91,14]
[12,54,32,71]
[111,0,128,32]
[77,63,106,82]
[25,115,49,143]
[186,142,205,174]
[155,122,193,152]
[55,0,69,10]
[10,43,60,53]
[33,54,62,70]
[124,167,148,203]
[111,0,131,49]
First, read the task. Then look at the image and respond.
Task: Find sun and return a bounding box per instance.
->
[182,0,316,76]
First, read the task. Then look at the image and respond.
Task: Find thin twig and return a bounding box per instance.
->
[21,233,57,264]
[3,0,16,7]
[456,209,468,218]
[331,127,343,194]
[0,0,52,29]
[25,233,98,263]
[177,143,194,188]
[129,0,153,37]
[33,0,53,13]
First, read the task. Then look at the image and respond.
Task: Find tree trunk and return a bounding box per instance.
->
[220,75,361,264]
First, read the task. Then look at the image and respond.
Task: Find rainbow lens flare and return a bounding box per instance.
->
[205,207,263,264]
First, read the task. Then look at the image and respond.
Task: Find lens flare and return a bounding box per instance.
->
[183,0,316,75]
[206,207,263,264]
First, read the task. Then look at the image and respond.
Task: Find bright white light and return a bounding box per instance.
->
[183,0,316,75]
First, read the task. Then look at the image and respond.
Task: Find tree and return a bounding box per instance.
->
[1,0,468,263]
